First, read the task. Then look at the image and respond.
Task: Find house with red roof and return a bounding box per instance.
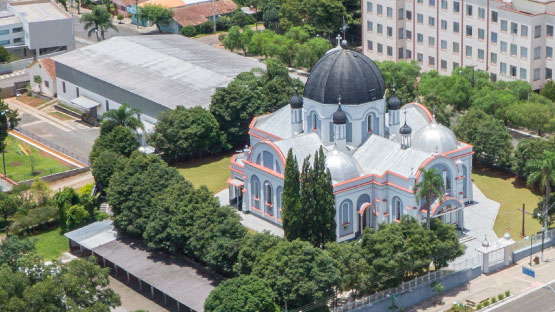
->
[156,0,237,34]
[28,58,56,97]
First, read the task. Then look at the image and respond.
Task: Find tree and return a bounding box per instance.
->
[282,149,303,241]
[506,101,554,136]
[262,0,280,31]
[0,46,11,63]
[470,88,517,124]
[422,94,451,127]
[429,218,465,269]
[223,26,243,53]
[377,60,421,104]
[205,275,279,312]
[53,187,80,233]
[455,109,513,167]
[233,231,282,275]
[325,241,370,297]
[0,193,20,235]
[181,25,197,37]
[533,194,555,229]
[415,168,444,230]
[151,106,227,162]
[398,216,434,274]
[139,5,173,33]
[0,236,35,270]
[58,0,68,10]
[0,99,19,158]
[252,239,340,310]
[231,9,255,27]
[311,146,336,247]
[527,151,555,244]
[80,5,118,41]
[89,125,139,165]
[91,149,128,190]
[541,80,555,102]
[294,37,329,70]
[101,103,142,130]
[513,138,555,177]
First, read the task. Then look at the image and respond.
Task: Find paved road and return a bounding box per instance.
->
[489,282,555,312]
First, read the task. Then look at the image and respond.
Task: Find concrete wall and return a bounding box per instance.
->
[350,266,482,312]
[27,18,75,52]
[513,236,555,263]
[19,167,89,185]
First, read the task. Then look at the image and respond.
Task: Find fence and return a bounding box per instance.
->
[0,58,33,75]
[510,228,555,253]
[7,166,74,182]
[14,128,90,165]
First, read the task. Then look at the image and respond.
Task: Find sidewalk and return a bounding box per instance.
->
[409,246,555,312]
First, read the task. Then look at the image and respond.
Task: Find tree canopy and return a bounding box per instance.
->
[140,5,173,33]
[204,275,279,312]
[80,5,117,41]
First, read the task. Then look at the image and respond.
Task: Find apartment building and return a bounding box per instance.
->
[362,0,555,90]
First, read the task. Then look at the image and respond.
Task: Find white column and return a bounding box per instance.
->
[504,246,511,266]
[482,252,490,274]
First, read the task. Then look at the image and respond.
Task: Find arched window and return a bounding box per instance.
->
[263,151,274,170]
[264,181,273,216]
[341,202,351,226]
[276,186,283,219]
[252,176,260,210]
[312,113,317,131]
[393,197,402,221]
[256,153,261,165]
[275,160,281,174]
[367,114,373,132]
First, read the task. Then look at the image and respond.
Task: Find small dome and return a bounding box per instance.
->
[412,119,458,153]
[304,49,385,104]
[482,235,490,248]
[325,149,362,183]
[504,230,511,240]
[333,104,347,125]
[387,87,402,110]
[290,88,303,109]
[400,122,412,135]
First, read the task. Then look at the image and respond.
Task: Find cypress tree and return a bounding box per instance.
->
[299,155,314,242]
[313,146,337,247]
[282,149,303,241]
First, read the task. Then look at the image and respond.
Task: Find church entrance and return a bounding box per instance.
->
[434,204,461,226]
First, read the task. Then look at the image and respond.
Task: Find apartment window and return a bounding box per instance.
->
[500,41,507,53]
[453,42,459,53]
[418,0,424,4]
[429,36,435,47]
[387,26,393,37]
[406,30,412,40]
[377,24,383,34]
[44,81,49,88]
[0,40,8,46]
[491,52,497,64]
[491,31,497,43]
[398,28,404,39]
[387,46,393,56]
[454,1,460,12]
[466,25,472,37]
[417,13,424,24]
[453,62,459,70]
[106,100,110,111]
[12,27,22,33]
[429,16,435,27]
[367,40,373,50]
[465,45,472,57]
[534,68,540,81]
[441,40,447,50]
[398,8,404,20]
[367,1,373,12]
[511,22,518,35]
[429,56,435,66]
[441,20,447,30]
[377,43,383,53]
[399,48,404,59]
[535,25,541,38]
[548,25,553,37]
[417,33,424,43]
[13,38,22,43]
[510,44,517,56]
[520,68,527,80]
[429,0,436,6]
[62,81,66,93]
[501,20,508,32]
[466,4,472,16]
[377,4,383,15]
[547,46,553,58]
[478,7,485,19]
[406,10,412,20]
[367,21,373,31]
[491,73,497,82]
[387,7,393,18]
[534,47,541,60]
[546,68,552,79]
[521,25,528,37]
[441,59,447,70]
[521,47,528,59]
[478,28,485,40]
[491,11,498,23]
[0,30,9,35]
[500,62,507,74]
[417,53,424,63]
[441,0,447,10]
[76,87,80,97]
[510,65,517,77]
[453,22,460,33]
[406,49,412,59]
[478,49,484,61]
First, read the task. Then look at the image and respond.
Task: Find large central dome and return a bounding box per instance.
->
[303,49,386,105]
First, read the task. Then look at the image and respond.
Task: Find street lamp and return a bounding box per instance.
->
[526,236,534,266]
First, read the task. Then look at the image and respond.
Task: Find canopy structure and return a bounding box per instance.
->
[71,96,100,110]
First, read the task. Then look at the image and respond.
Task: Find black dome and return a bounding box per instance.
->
[387,88,402,110]
[333,105,347,125]
[290,88,303,109]
[400,122,412,135]
[304,49,385,105]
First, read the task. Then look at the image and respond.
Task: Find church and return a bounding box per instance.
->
[228,42,474,242]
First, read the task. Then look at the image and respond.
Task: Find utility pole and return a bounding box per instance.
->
[517,203,533,238]
[1,110,9,177]
[135,0,139,29]
[212,0,216,33]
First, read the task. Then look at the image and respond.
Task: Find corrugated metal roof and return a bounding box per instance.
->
[64,220,116,250]
[273,133,323,166]
[52,35,264,110]
[254,105,293,140]
[72,96,100,109]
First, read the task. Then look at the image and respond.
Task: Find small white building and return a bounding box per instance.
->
[28,58,56,97]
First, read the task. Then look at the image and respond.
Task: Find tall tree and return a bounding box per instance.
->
[139,5,173,33]
[514,138,555,177]
[233,231,283,275]
[527,151,555,248]
[80,5,118,41]
[282,149,303,241]
[0,193,20,235]
[0,99,19,159]
[312,146,336,247]
[89,125,140,165]
[101,103,142,130]
[541,80,555,102]
[429,218,465,269]
[377,60,421,104]
[205,275,279,312]
[506,101,554,136]
[415,168,444,230]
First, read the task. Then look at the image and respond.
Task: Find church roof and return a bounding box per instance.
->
[273,133,323,167]
[253,105,293,140]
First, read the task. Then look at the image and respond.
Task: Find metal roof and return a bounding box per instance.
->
[52,35,264,111]
[71,96,100,109]
[10,1,70,22]
[273,133,323,167]
[254,105,293,140]
[64,220,116,250]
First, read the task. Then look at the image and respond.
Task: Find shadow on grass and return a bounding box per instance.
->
[473,167,535,193]
[172,152,235,170]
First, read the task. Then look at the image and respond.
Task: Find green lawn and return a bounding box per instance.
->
[472,168,542,240]
[31,227,69,261]
[3,135,74,181]
[175,154,232,193]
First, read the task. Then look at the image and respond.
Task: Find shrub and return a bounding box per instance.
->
[491,297,497,304]
[199,21,213,34]
[505,290,511,297]
[431,281,444,293]
[181,25,197,37]
[483,300,490,307]
[218,34,226,41]
[498,293,504,301]
[117,13,124,22]
[476,303,483,310]
[216,15,232,31]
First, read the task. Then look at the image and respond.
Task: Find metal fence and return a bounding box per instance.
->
[510,228,555,253]
[14,128,90,165]
[335,255,482,311]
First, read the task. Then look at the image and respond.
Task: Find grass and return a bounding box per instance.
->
[3,135,74,181]
[31,227,69,261]
[175,154,232,193]
[49,111,74,121]
[17,94,47,107]
[472,168,542,240]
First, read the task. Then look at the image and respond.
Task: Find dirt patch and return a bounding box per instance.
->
[48,111,74,121]
[17,94,46,108]
[38,150,74,168]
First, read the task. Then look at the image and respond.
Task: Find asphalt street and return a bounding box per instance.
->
[489,282,555,312]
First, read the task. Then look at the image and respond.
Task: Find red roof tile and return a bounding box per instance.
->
[41,58,56,79]
[172,0,237,27]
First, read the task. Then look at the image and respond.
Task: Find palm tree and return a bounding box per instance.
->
[415,168,445,230]
[80,6,118,42]
[527,151,555,260]
[102,103,143,130]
